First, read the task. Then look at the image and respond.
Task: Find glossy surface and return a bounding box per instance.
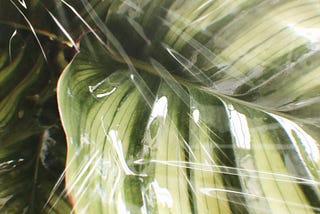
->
[58,1,320,213]
[1,0,320,213]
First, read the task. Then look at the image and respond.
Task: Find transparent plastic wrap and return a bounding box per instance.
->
[0,0,320,213]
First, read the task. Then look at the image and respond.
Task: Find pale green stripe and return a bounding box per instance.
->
[189,99,232,213]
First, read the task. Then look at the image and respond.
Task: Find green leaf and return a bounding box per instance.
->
[0,0,117,212]
[0,0,112,48]
[0,23,71,212]
[58,1,320,213]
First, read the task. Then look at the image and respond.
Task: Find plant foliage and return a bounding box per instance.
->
[0,0,320,213]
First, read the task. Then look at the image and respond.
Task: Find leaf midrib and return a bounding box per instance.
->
[106,50,315,128]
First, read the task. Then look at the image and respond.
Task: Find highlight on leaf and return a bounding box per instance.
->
[0,0,319,213]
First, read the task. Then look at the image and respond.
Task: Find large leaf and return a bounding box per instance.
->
[58,0,320,213]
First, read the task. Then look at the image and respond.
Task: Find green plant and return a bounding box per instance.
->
[0,0,319,213]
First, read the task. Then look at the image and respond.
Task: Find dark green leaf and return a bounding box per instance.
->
[0,24,71,213]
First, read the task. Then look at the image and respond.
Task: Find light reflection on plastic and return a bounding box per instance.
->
[107,130,137,176]
[65,151,98,198]
[95,87,117,98]
[9,29,17,61]
[0,159,24,171]
[95,158,111,179]
[127,18,151,45]
[147,96,168,127]
[109,168,122,204]
[116,193,130,214]
[74,156,100,200]
[80,133,91,146]
[67,88,72,96]
[151,181,173,208]
[0,195,13,209]
[200,187,225,198]
[18,0,27,9]
[69,137,74,145]
[288,24,320,49]
[96,184,107,203]
[140,191,148,214]
[88,79,117,98]
[271,114,319,162]
[227,104,251,149]
[192,109,200,124]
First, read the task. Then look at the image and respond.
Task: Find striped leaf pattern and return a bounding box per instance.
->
[57,1,320,213]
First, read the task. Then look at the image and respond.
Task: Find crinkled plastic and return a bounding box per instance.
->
[1,0,320,213]
[56,1,320,213]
